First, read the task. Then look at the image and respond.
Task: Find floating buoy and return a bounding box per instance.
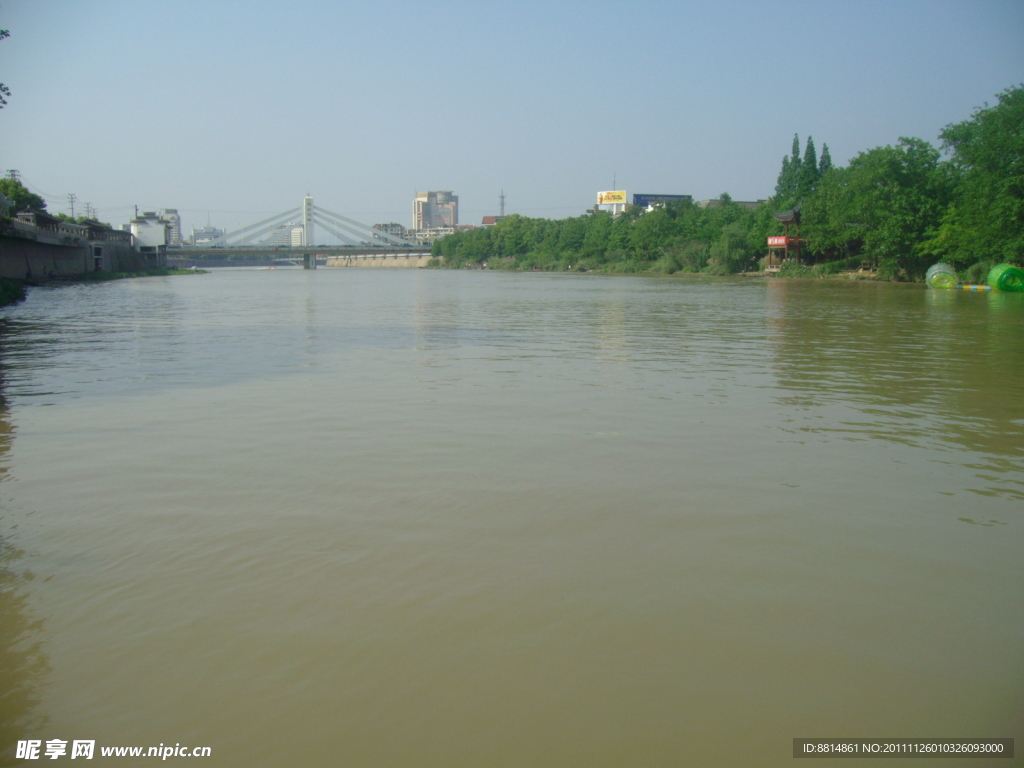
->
[987,263,1024,292]
[926,263,958,289]
[959,284,992,291]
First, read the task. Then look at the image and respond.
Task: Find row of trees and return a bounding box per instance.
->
[434,86,1023,280]
[0,179,114,229]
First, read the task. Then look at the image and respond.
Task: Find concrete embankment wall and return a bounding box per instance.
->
[0,236,149,279]
[325,254,434,268]
[0,236,89,279]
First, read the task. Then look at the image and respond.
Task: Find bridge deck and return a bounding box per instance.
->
[175,246,432,258]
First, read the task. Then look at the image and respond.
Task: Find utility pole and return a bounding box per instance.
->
[68,193,76,218]
[499,190,506,217]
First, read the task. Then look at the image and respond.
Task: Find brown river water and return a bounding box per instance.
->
[0,269,1021,767]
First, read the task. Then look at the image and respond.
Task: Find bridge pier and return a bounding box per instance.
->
[303,252,316,270]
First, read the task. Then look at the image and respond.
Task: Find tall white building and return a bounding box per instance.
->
[130,211,168,249]
[160,208,182,245]
[413,191,458,230]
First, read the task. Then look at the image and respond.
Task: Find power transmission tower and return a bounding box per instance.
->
[500,190,506,217]
[5,169,19,181]
[68,193,76,217]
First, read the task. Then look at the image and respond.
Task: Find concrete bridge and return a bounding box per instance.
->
[179,196,438,269]
[172,245,434,269]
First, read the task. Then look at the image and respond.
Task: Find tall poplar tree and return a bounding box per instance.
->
[819,144,833,176]
[774,134,803,202]
[800,136,820,196]
[775,156,791,199]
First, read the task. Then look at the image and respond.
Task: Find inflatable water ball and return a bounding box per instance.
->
[987,263,1024,293]
[925,263,958,289]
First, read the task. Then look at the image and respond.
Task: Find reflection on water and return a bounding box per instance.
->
[0,270,1020,767]
[765,279,1024,500]
[0,388,48,768]
[0,533,49,768]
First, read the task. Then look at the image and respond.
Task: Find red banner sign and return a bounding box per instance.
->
[767,236,788,247]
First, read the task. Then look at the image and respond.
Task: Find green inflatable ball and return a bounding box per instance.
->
[925,263,957,289]
[987,263,1024,292]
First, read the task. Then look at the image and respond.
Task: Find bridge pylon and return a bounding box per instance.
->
[302,196,315,269]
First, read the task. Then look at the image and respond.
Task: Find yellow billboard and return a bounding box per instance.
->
[597,190,627,205]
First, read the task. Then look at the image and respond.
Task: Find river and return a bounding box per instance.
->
[0,268,1021,767]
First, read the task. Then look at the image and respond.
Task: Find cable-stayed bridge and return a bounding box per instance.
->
[181,196,430,268]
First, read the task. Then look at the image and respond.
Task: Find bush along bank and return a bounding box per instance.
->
[432,86,1024,282]
[0,277,26,307]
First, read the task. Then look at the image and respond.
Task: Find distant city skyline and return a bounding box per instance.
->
[1,0,1021,240]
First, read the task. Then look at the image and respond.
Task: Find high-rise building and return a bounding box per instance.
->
[160,208,182,245]
[413,191,458,230]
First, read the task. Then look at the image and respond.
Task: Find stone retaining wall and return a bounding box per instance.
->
[325,254,434,268]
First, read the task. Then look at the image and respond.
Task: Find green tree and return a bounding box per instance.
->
[923,85,1024,266]
[799,136,819,197]
[705,221,756,275]
[804,137,957,277]
[0,27,9,108]
[775,134,803,202]
[818,143,832,176]
[0,178,46,212]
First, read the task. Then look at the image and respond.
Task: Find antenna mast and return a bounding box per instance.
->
[499,190,506,217]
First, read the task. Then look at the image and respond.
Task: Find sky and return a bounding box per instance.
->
[1,0,1022,239]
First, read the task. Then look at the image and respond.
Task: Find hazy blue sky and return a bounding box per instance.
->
[1,0,1021,238]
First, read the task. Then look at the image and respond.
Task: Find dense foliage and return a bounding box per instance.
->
[433,87,1023,280]
[0,179,46,213]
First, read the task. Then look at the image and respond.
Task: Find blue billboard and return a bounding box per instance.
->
[633,194,692,208]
